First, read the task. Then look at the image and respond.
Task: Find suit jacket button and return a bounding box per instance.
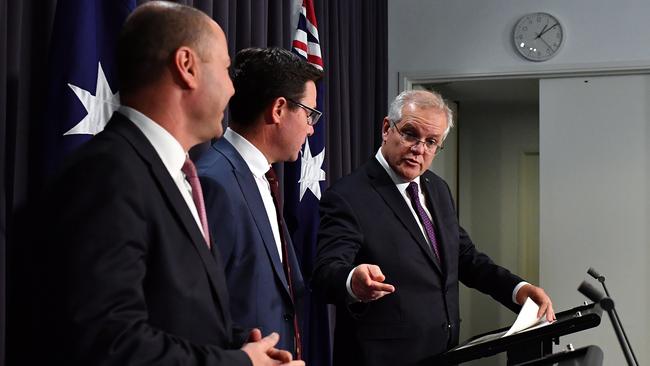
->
[284,314,292,321]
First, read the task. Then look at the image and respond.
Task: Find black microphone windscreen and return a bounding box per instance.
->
[587,267,602,280]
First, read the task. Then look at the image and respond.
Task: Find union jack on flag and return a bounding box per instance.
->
[284,0,331,365]
[292,1,323,71]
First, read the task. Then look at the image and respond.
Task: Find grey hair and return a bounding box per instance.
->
[387,90,454,139]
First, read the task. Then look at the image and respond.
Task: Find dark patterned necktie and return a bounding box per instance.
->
[181,157,210,248]
[265,167,302,360]
[406,181,441,262]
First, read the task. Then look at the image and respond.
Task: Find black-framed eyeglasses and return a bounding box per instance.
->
[286,98,322,126]
[389,120,444,154]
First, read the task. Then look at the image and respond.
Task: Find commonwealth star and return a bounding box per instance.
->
[64,62,120,136]
[299,138,326,201]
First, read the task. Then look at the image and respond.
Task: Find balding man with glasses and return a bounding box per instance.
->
[312,89,554,366]
[196,47,322,360]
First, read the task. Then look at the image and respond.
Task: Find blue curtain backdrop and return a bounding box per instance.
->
[0,1,387,365]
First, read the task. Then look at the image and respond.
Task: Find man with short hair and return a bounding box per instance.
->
[32,3,302,366]
[313,89,554,366]
[197,47,323,359]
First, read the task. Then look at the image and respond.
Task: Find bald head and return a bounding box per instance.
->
[117,1,220,96]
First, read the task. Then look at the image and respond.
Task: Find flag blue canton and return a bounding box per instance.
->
[42,0,135,173]
[284,1,331,365]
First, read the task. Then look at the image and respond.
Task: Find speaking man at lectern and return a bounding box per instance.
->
[312,90,555,366]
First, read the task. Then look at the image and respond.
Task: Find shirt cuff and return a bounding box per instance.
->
[512,281,529,304]
[346,266,361,303]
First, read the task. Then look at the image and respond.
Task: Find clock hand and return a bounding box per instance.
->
[536,24,549,39]
[537,23,558,38]
[538,35,554,51]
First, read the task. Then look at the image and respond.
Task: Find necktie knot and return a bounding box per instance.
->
[406,181,419,200]
[182,158,198,179]
[265,167,279,188]
[265,167,282,213]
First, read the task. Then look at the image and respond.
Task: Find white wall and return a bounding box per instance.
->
[388,0,650,99]
[540,75,649,365]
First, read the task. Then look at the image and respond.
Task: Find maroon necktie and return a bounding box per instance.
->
[182,157,210,248]
[406,181,441,262]
[265,167,302,360]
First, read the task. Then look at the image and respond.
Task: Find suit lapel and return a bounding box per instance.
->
[366,159,443,274]
[214,140,292,294]
[108,114,230,323]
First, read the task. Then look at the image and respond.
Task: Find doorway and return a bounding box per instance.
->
[417,78,540,366]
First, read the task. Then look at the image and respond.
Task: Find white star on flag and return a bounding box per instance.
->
[299,138,326,201]
[64,62,120,136]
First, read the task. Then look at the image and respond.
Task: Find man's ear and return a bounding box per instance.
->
[173,46,199,90]
[381,117,391,142]
[264,97,288,125]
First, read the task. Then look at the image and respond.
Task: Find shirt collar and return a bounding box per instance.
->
[224,128,271,177]
[375,147,422,193]
[118,105,187,177]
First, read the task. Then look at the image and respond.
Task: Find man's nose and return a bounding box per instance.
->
[410,141,425,154]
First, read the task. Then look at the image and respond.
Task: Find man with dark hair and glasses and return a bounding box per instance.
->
[196,47,322,360]
[312,89,555,366]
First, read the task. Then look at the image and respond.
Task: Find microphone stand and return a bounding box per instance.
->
[578,281,637,366]
[587,268,639,366]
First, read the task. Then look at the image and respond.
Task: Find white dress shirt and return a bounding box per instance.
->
[223,128,284,261]
[119,106,205,237]
[347,148,526,303]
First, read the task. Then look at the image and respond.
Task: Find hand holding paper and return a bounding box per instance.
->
[504,297,553,337]
[515,283,556,322]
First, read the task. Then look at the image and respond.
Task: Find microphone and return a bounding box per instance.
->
[587,267,605,282]
[584,268,638,365]
[578,281,603,302]
[578,281,610,310]
[579,269,639,366]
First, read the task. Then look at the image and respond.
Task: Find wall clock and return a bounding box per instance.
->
[513,12,564,62]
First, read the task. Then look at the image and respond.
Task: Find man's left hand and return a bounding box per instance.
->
[516,284,556,322]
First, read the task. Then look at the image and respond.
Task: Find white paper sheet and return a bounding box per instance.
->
[503,297,550,337]
[453,297,553,351]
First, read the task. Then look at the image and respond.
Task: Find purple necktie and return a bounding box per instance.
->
[406,181,441,262]
[182,157,210,248]
[265,167,302,360]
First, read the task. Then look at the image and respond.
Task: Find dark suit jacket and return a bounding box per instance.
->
[196,137,305,355]
[312,157,523,366]
[32,113,251,366]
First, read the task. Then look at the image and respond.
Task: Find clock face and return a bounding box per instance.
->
[513,12,564,61]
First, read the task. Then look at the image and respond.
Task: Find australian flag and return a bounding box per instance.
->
[284,1,331,365]
[41,0,135,174]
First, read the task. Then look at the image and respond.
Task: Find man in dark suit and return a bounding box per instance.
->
[32,3,303,366]
[312,90,555,366]
[197,48,322,359]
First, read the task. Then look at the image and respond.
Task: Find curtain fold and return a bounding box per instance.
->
[2,2,58,363]
[316,0,387,183]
